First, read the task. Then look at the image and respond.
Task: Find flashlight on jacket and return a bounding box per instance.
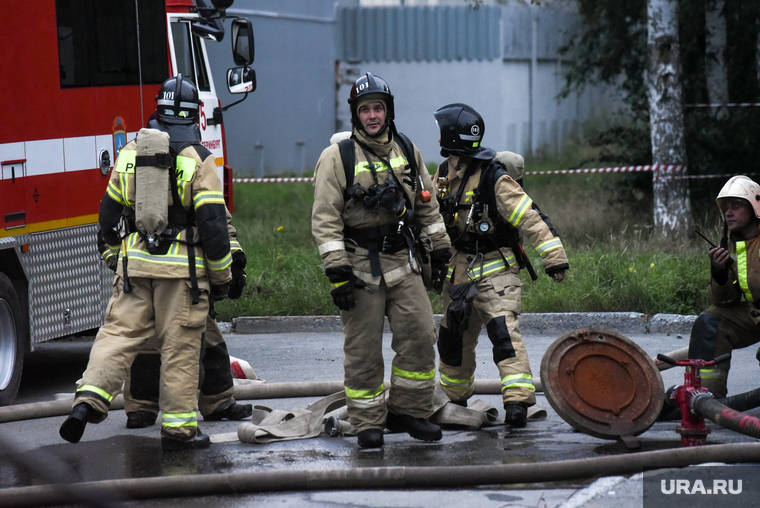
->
[418,175,431,203]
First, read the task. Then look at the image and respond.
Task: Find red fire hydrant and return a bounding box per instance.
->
[659,353,731,447]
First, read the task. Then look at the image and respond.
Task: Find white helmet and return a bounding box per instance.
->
[716,175,760,219]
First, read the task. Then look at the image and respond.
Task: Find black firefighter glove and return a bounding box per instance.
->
[227,250,248,300]
[210,282,230,302]
[325,265,366,311]
[429,248,452,293]
[446,282,479,338]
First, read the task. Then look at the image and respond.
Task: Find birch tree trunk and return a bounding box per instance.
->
[705,0,729,107]
[647,0,693,238]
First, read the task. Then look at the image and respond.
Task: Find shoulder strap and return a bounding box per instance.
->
[394,131,418,179]
[437,161,448,179]
[338,137,355,190]
[475,161,508,213]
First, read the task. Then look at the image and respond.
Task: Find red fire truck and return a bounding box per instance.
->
[0,0,256,405]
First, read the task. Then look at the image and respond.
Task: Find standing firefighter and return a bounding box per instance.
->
[114,208,252,429]
[311,73,451,448]
[688,175,760,398]
[432,104,568,427]
[59,75,232,451]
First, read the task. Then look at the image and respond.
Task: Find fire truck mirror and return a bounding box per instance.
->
[231,18,254,66]
[99,149,111,175]
[227,67,256,95]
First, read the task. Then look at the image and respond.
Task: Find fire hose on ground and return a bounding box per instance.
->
[5,334,760,507]
[1,443,760,507]
[0,346,691,425]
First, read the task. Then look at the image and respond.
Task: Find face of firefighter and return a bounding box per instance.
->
[723,198,760,238]
[358,101,387,137]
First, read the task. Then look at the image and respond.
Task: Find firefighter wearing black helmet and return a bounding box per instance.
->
[60,75,232,451]
[311,73,451,448]
[433,103,568,427]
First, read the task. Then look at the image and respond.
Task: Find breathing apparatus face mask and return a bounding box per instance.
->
[350,179,411,221]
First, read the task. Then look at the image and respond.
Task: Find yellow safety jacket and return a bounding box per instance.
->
[711,230,760,306]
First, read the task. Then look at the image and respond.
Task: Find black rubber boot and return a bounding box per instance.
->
[450,399,468,408]
[357,429,384,449]
[59,404,93,443]
[203,402,253,421]
[386,412,442,442]
[126,411,158,429]
[504,401,528,428]
[161,429,212,451]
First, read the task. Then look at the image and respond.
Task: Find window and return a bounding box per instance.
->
[56,0,168,88]
[171,22,211,92]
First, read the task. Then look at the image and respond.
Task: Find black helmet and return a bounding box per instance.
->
[348,72,395,128]
[155,74,201,125]
[434,103,496,160]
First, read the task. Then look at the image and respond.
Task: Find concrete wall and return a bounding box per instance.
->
[340,60,621,165]
[206,1,338,177]
[207,1,623,176]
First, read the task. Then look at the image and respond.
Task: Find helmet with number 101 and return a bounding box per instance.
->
[348,72,395,128]
[155,74,201,125]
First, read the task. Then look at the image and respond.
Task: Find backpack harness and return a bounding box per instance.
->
[336,132,421,277]
[437,159,537,281]
[121,138,207,303]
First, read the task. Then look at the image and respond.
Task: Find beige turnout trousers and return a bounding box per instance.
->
[341,274,437,434]
[438,268,536,407]
[123,314,235,417]
[75,275,209,441]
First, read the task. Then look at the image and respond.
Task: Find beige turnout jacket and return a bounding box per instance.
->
[312,129,450,288]
[434,155,568,285]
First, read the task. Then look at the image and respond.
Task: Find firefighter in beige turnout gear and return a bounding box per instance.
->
[432,104,569,427]
[688,175,760,398]
[312,73,451,448]
[59,75,231,451]
[114,207,252,428]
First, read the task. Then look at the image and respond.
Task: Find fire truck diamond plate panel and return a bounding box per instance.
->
[22,225,112,344]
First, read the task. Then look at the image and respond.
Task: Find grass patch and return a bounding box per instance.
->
[214,160,721,321]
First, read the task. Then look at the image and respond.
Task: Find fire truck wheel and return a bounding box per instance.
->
[0,273,24,406]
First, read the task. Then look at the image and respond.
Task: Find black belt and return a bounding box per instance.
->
[345,225,409,277]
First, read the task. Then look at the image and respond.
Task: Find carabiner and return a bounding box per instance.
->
[467,252,485,282]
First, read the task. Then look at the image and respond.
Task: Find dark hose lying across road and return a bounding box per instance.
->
[693,394,760,439]
[659,386,760,422]
[1,443,759,507]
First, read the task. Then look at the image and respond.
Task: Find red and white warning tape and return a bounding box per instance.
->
[686,102,760,108]
[232,166,750,182]
[233,177,313,183]
[525,164,685,176]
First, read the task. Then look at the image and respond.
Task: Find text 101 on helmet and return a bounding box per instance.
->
[348,72,395,127]
[434,103,496,160]
[155,74,201,125]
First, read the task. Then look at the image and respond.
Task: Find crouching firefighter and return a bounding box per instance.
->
[60,75,232,451]
[312,73,452,448]
[688,175,760,399]
[432,103,568,427]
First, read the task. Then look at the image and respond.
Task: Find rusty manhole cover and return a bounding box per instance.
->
[540,328,664,440]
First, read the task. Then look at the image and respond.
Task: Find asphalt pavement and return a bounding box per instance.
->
[2,314,760,507]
